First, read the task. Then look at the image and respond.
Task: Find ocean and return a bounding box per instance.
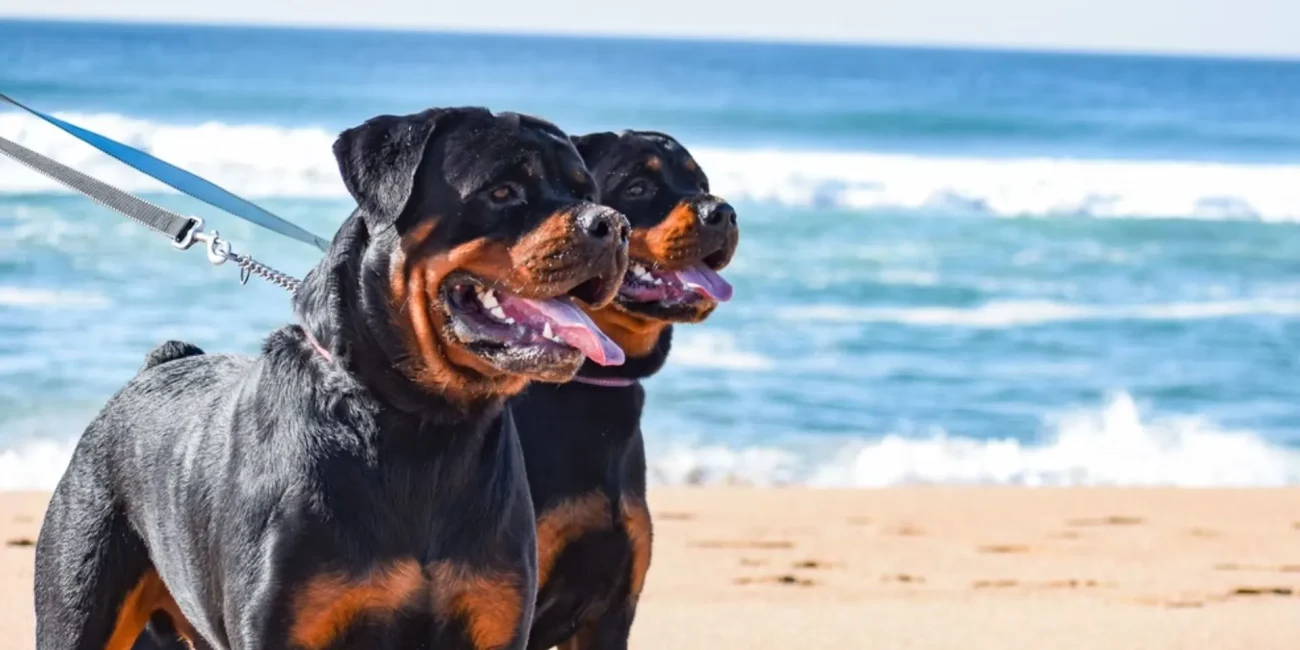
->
[2,19,1299,489]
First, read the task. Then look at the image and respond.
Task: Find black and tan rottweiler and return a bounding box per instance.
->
[510,130,739,649]
[33,107,630,650]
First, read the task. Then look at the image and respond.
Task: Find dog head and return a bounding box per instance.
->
[301,107,630,406]
[569,130,739,357]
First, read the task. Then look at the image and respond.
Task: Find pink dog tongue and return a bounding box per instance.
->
[676,264,734,302]
[519,298,625,366]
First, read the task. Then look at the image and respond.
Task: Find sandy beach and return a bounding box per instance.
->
[2,487,1298,649]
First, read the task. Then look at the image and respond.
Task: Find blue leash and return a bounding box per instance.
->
[0,92,331,253]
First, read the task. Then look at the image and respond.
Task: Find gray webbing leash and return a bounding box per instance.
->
[0,132,303,292]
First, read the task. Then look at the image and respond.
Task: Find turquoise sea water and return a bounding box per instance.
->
[2,20,1299,487]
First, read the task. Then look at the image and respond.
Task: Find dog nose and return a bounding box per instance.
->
[577,207,629,244]
[701,201,737,229]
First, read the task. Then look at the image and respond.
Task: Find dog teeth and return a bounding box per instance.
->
[542,323,564,343]
[630,263,654,283]
[480,290,499,309]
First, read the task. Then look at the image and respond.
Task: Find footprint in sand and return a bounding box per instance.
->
[734,574,815,587]
[1230,586,1295,597]
[793,560,831,570]
[657,512,694,521]
[1043,579,1104,589]
[1067,515,1144,527]
[1133,596,1204,608]
[976,544,1031,554]
[691,539,794,550]
[883,573,925,584]
[1215,562,1300,574]
[972,579,1018,589]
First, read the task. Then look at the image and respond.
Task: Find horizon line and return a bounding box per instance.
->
[3,15,1300,64]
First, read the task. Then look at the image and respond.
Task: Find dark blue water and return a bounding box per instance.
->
[7,20,1300,159]
[2,20,1299,488]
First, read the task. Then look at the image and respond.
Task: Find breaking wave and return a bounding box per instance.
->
[4,112,1300,220]
[647,393,1300,487]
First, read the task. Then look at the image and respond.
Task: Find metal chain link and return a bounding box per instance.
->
[182,225,303,293]
[231,253,303,293]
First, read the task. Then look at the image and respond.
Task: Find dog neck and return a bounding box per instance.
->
[302,327,333,363]
[292,213,505,421]
[570,326,673,387]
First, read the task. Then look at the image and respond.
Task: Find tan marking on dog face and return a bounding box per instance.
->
[582,304,668,359]
[630,201,697,265]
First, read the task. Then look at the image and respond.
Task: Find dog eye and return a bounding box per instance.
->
[624,179,654,199]
[486,183,523,206]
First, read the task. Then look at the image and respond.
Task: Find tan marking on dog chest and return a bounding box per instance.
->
[288,559,425,650]
[429,562,525,650]
[536,491,615,587]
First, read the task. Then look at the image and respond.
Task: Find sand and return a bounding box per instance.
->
[2,487,1298,649]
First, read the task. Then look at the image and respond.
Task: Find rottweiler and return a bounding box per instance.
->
[510,130,739,649]
[33,106,631,650]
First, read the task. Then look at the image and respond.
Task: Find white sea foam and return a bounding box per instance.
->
[0,112,342,198]
[0,286,109,309]
[647,393,1300,487]
[781,298,1300,328]
[670,331,774,371]
[4,112,1300,220]
[2,394,1295,490]
[0,438,76,491]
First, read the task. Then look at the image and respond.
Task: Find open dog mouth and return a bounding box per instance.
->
[618,255,734,309]
[443,274,625,370]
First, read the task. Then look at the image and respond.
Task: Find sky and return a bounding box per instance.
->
[1,0,1297,59]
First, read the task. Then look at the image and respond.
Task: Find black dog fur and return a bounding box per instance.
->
[512,130,739,650]
[34,107,628,650]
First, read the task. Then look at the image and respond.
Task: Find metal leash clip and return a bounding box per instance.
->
[171,217,233,266]
[2,93,322,295]
[170,217,301,291]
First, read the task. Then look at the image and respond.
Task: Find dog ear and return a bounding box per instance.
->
[332,108,452,229]
[569,132,621,166]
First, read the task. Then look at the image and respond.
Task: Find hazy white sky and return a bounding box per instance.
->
[2,0,1297,59]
